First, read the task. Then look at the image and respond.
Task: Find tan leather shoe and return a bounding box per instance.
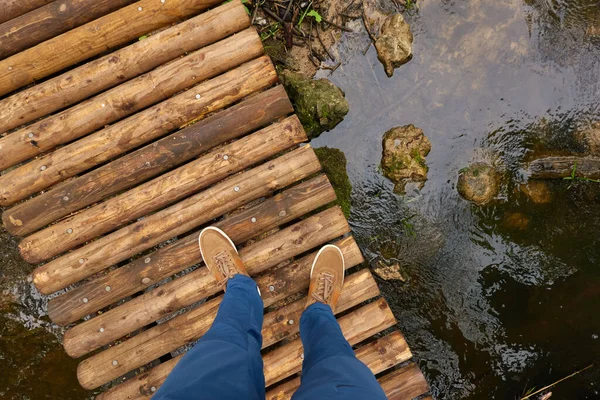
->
[198,227,249,291]
[305,244,345,312]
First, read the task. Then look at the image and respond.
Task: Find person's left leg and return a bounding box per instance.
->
[154,228,265,400]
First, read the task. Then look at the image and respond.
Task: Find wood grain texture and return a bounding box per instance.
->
[48,175,335,325]
[0,0,226,96]
[0,1,249,134]
[0,56,276,207]
[32,145,321,295]
[379,364,430,400]
[3,86,292,237]
[63,234,360,359]
[98,330,409,400]
[0,0,54,24]
[265,331,413,400]
[0,27,262,174]
[76,270,378,389]
[526,156,600,179]
[0,0,136,58]
[20,116,306,261]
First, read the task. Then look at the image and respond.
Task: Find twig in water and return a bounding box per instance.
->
[520,364,594,400]
[315,24,335,61]
[328,61,341,76]
[322,17,353,32]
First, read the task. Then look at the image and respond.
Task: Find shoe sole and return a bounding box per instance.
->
[309,244,345,288]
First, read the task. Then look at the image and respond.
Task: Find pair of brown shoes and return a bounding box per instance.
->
[199,227,344,311]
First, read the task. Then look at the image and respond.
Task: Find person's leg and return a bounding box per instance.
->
[292,245,386,400]
[154,228,265,400]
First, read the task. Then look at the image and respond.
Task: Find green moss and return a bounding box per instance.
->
[279,70,349,139]
[314,147,352,217]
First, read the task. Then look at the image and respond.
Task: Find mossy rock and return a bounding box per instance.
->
[381,124,431,193]
[280,70,349,138]
[457,162,500,205]
[314,147,352,217]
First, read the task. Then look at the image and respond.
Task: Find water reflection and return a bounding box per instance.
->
[315,0,600,397]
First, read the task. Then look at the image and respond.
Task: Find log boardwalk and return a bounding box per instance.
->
[0,1,430,398]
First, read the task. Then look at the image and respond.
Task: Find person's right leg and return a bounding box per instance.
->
[292,245,387,400]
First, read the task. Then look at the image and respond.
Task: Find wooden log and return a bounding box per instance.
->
[379,364,430,400]
[0,0,227,96]
[0,0,137,59]
[0,28,263,174]
[3,86,292,237]
[48,175,335,325]
[0,56,276,207]
[97,330,408,400]
[526,156,600,180]
[0,0,54,24]
[63,234,360,359]
[20,115,306,262]
[0,1,250,134]
[265,331,413,400]
[32,145,322,295]
[76,270,378,389]
[263,298,396,386]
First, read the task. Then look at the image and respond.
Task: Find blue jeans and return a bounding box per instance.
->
[155,275,386,399]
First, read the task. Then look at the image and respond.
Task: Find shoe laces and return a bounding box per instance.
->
[312,272,334,303]
[214,250,237,288]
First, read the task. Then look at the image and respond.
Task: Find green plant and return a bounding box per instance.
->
[306,9,322,22]
[260,23,280,41]
[563,162,600,188]
[400,215,417,237]
[297,2,313,27]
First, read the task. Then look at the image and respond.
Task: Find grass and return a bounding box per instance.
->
[563,162,600,188]
[519,364,593,399]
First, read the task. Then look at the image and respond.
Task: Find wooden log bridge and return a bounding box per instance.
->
[0,1,430,399]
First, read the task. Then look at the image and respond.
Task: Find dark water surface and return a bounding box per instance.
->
[314,0,600,398]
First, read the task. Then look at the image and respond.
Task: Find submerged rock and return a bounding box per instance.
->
[574,121,600,154]
[381,124,431,193]
[520,180,552,204]
[373,262,407,282]
[314,147,352,217]
[502,212,530,231]
[457,162,500,205]
[279,70,349,138]
[374,14,413,77]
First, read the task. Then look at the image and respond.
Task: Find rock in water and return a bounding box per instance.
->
[373,262,406,282]
[520,181,552,204]
[457,162,500,205]
[279,70,349,138]
[381,124,431,193]
[375,14,413,77]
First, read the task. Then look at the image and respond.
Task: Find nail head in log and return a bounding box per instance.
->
[3,86,292,237]
[0,1,250,135]
[0,56,277,207]
[47,175,335,326]
[0,0,137,59]
[19,115,307,262]
[526,156,600,180]
[0,0,54,24]
[31,145,321,294]
[0,27,263,174]
[76,270,378,390]
[62,233,359,359]
[0,0,227,96]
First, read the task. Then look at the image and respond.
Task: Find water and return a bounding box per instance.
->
[314,0,600,398]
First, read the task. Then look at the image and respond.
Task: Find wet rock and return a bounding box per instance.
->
[374,14,413,77]
[279,70,349,138]
[457,162,500,205]
[373,262,407,282]
[502,212,530,231]
[574,121,600,154]
[381,124,431,193]
[314,147,352,217]
[520,181,552,204]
